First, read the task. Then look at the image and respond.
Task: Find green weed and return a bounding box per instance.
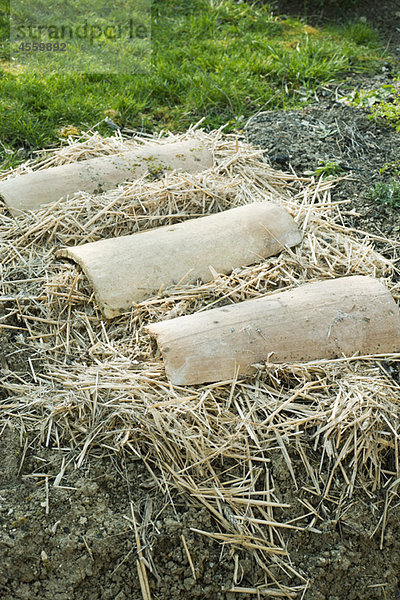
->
[369,179,400,208]
[314,159,344,178]
[340,84,396,109]
[379,162,400,177]
[340,76,400,133]
[369,92,400,132]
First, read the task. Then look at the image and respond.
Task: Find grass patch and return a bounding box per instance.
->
[0,0,388,168]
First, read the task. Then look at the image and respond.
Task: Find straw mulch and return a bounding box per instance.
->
[1,128,400,598]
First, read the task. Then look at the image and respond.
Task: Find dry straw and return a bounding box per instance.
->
[1,127,400,597]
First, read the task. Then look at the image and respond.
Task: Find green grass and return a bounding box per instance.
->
[0,0,388,169]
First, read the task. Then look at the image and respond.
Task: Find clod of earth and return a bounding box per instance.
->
[147,275,400,385]
[56,202,301,319]
[0,140,213,214]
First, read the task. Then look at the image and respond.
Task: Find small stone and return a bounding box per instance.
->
[270,153,290,165]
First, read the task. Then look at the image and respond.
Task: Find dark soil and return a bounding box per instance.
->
[2,416,400,599]
[245,84,400,240]
[0,427,256,600]
[2,3,400,600]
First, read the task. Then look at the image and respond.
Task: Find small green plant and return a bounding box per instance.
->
[314,159,344,178]
[379,161,400,176]
[339,84,395,108]
[369,92,400,132]
[341,80,400,133]
[369,178,400,207]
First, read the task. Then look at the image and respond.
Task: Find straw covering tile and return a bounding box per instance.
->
[1,128,400,597]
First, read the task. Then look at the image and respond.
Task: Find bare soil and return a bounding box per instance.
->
[0,427,244,600]
[245,79,400,241]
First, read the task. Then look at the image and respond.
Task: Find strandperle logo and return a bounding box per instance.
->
[9,0,151,73]
[14,19,149,44]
